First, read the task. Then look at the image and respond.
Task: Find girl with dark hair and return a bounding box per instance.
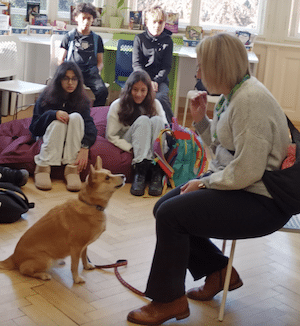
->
[29,61,97,192]
[106,70,168,196]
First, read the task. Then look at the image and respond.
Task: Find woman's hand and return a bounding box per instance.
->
[75,148,89,173]
[180,179,205,194]
[56,110,69,124]
[190,91,208,123]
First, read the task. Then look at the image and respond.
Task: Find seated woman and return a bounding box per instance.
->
[29,61,97,191]
[106,70,168,197]
[127,33,292,325]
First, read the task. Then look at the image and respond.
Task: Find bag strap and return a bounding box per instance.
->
[153,128,175,178]
[66,28,76,61]
[92,31,98,58]
[0,182,34,209]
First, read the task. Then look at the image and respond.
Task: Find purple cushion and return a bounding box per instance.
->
[0,107,133,182]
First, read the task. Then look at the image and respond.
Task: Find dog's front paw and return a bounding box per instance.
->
[34,272,52,280]
[73,275,86,284]
[84,262,95,270]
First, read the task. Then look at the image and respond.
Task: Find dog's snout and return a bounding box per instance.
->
[116,174,126,188]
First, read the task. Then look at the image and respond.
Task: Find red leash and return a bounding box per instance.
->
[93,259,146,297]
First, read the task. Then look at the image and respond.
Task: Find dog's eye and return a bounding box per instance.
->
[105,175,110,180]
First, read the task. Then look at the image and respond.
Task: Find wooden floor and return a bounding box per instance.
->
[1,107,300,325]
[0,178,300,326]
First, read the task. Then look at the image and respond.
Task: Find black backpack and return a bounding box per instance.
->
[0,182,34,223]
[262,116,300,216]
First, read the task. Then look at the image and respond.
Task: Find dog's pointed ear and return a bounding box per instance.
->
[95,156,102,171]
[88,164,96,184]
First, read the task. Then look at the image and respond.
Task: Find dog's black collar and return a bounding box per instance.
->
[80,199,105,211]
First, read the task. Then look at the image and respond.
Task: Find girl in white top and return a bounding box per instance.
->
[106,70,168,196]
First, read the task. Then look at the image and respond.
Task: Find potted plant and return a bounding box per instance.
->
[102,0,130,29]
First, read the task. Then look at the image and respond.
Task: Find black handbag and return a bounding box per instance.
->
[262,116,300,216]
[0,182,34,223]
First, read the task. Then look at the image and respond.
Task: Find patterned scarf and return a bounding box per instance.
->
[213,74,250,139]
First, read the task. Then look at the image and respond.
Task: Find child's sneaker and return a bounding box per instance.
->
[0,167,29,187]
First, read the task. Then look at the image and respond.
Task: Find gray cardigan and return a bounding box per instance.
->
[194,77,291,198]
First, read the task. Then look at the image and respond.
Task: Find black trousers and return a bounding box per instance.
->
[82,67,108,107]
[155,82,173,124]
[144,186,291,302]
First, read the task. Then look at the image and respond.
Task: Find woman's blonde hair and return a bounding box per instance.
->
[196,33,250,94]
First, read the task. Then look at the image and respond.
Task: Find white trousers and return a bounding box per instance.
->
[123,115,165,165]
[34,112,84,166]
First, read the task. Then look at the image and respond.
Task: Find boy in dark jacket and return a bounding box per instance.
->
[132,6,173,123]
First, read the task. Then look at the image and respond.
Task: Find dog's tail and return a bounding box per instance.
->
[0,256,15,270]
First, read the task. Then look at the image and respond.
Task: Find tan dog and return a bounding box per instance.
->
[0,156,125,284]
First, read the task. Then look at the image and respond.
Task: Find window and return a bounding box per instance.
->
[134,0,192,25]
[199,0,263,32]
[289,0,300,38]
[10,0,47,11]
[132,0,266,34]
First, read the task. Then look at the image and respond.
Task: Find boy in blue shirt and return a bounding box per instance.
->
[59,3,108,106]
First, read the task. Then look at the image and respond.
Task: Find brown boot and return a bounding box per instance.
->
[127,295,190,325]
[64,164,81,192]
[187,266,243,301]
[34,165,52,190]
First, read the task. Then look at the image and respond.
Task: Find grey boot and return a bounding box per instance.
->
[130,160,151,196]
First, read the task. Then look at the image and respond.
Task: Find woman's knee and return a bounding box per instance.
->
[153,187,181,217]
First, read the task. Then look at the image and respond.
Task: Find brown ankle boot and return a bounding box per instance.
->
[187,266,243,301]
[127,295,190,325]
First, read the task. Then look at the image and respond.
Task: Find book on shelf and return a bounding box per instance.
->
[30,13,48,26]
[129,11,142,30]
[26,2,40,22]
[11,27,28,35]
[0,2,10,15]
[29,25,52,36]
[52,29,68,35]
[185,26,203,40]
[165,12,179,33]
[0,28,9,35]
